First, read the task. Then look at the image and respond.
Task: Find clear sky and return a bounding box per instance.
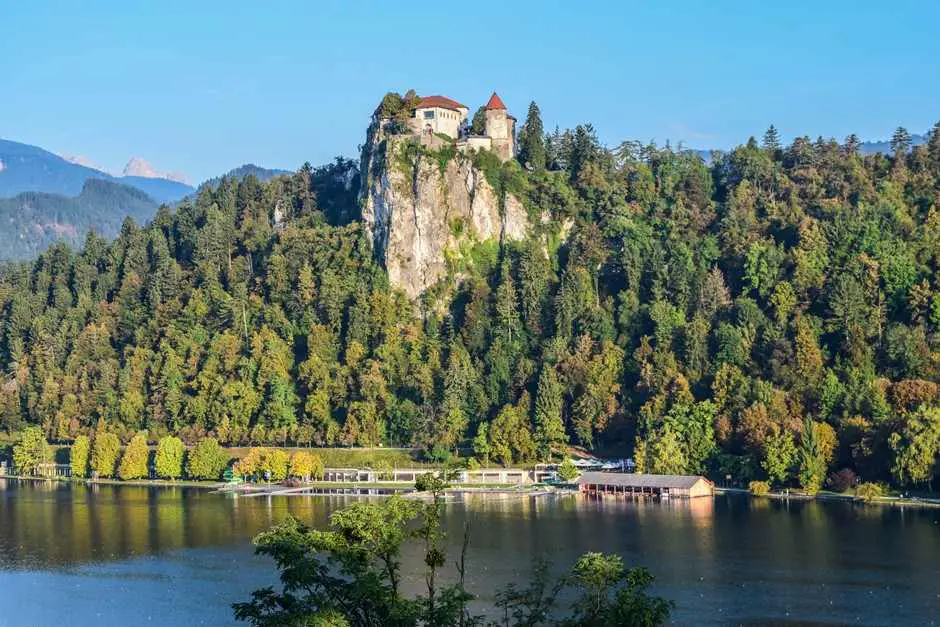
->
[2,0,938,182]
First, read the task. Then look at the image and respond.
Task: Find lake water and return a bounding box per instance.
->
[0,480,938,626]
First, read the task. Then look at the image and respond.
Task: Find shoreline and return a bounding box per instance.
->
[6,474,939,508]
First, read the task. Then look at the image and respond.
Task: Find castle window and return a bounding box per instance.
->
[423,110,435,120]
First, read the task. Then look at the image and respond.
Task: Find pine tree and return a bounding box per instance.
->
[797,418,825,493]
[534,366,567,460]
[928,120,940,171]
[762,125,781,151]
[518,101,546,170]
[470,106,486,135]
[890,126,911,162]
[844,133,861,157]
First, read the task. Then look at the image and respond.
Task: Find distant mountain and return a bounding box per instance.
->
[0,139,194,202]
[200,163,291,189]
[122,156,188,184]
[0,178,157,260]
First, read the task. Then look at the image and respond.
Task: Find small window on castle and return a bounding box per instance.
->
[424,110,435,120]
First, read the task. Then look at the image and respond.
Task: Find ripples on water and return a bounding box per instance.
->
[0,479,938,626]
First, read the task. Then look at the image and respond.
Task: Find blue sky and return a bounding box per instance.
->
[1,0,938,182]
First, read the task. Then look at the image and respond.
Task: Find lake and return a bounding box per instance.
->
[0,479,938,626]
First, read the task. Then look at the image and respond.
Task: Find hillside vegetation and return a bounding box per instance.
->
[2,113,940,491]
[0,179,158,259]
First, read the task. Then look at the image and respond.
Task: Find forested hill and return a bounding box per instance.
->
[0,179,158,260]
[2,116,940,491]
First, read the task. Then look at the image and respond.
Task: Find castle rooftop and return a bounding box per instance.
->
[485,92,507,110]
[415,95,468,111]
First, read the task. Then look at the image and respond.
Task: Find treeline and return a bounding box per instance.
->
[2,105,940,491]
[12,425,325,482]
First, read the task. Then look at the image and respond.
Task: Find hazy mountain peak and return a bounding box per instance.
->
[62,154,108,173]
[122,156,188,184]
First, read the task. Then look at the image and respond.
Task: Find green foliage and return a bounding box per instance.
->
[3,109,940,493]
[155,436,184,480]
[289,450,324,480]
[557,457,579,482]
[748,480,770,496]
[888,405,940,488]
[71,435,90,478]
[761,431,796,486]
[91,432,121,478]
[187,438,229,480]
[118,433,150,480]
[855,482,884,502]
[234,496,672,627]
[12,426,47,474]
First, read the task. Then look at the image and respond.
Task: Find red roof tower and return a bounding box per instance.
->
[485,92,507,110]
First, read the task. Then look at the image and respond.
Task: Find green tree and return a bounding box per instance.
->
[762,124,781,151]
[762,431,796,486]
[557,457,579,481]
[71,435,90,478]
[797,418,825,493]
[187,437,229,480]
[518,101,546,170]
[534,366,567,460]
[91,432,121,478]
[471,422,491,466]
[13,426,47,475]
[888,406,940,489]
[566,552,674,627]
[118,432,150,480]
[155,435,185,480]
[470,106,486,135]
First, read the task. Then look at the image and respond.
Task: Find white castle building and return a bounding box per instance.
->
[404,92,516,162]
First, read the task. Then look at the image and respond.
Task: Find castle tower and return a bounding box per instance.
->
[484,92,515,161]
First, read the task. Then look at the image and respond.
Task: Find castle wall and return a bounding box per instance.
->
[411,106,468,138]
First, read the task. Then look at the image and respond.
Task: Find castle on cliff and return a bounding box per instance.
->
[391,92,516,162]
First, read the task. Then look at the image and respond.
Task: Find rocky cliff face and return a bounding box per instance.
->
[360,134,529,299]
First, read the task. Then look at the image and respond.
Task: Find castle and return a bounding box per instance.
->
[399,92,516,162]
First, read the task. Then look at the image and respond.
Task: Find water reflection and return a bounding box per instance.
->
[1,481,939,626]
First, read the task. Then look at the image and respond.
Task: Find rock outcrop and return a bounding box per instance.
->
[360,134,529,299]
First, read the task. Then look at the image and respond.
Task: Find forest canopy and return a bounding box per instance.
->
[2,110,940,491]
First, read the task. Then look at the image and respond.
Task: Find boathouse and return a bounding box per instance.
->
[577,472,714,498]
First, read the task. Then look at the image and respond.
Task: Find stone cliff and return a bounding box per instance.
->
[360,133,529,299]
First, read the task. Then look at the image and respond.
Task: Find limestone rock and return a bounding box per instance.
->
[361,135,529,299]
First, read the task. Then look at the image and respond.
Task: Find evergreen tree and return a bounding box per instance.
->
[71,435,91,478]
[534,366,566,459]
[762,125,781,151]
[518,101,546,170]
[470,106,486,135]
[797,418,825,493]
[890,126,912,161]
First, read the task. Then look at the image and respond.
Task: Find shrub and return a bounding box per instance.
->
[155,436,185,480]
[91,432,121,478]
[71,435,90,478]
[828,468,857,493]
[748,480,771,496]
[187,438,229,480]
[854,482,884,502]
[557,458,580,482]
[13,426,47,475]
[118,433,150,480]
[289,451,324,480]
